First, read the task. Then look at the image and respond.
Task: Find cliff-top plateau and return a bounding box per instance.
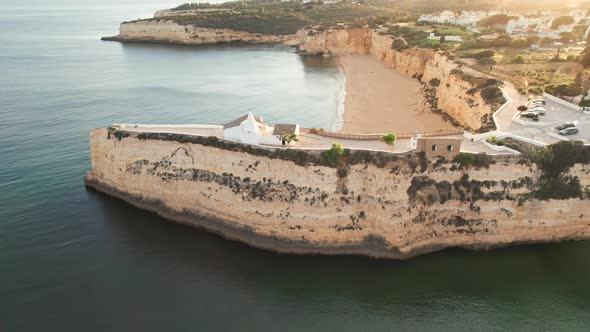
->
[90,0,590,258]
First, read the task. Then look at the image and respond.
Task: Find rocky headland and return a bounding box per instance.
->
[85,129,590,258]
[92,5,590,258]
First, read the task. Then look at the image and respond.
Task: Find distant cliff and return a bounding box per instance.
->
[103,19,289,45]
[104,20,501,131]
[85,128,590,259]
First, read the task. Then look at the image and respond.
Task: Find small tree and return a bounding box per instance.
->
[517,105,527,111]
[280,133,299,146]
[321,142,346,167]
[381,133,397,145]
[439,34,446,45]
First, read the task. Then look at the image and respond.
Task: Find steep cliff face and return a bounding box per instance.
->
[295,28,495,130]
[111,20,288,45]
[85,129,590,259]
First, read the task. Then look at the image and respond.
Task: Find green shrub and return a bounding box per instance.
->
[469,50,494,59]
[391,38,407,50]
[381,133,397,145]
[486,136,505,146]
[113,130,130,141]
[321,142,346,168]
[453,153,476,167]
[513,55,525,63]
[453,152,495,169]
[480,86,503,103]
[545,83,583,97]
[522,141,590,199]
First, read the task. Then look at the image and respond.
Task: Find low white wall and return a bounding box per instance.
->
[483,141,521,154]
[493,87,512,130]
[496,133,546,148]
[463,130,496,141]
[115,123,223,129]
[463,85,512,142]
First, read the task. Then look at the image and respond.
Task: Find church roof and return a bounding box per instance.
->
[223,113,264,129]
[272,124,298,135]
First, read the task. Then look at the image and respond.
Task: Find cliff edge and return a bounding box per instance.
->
[85,128,590,259]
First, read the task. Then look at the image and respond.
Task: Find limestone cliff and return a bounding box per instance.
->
[105,19,288,45]
[85,129,590,259]
[294,28,497,131]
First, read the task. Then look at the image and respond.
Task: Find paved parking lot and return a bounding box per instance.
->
[462,65,589,146]
[497,91,589,145]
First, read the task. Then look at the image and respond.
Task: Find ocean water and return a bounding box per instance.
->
[1,1,590,331]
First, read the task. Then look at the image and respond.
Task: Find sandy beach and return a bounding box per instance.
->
[338,55,456,134]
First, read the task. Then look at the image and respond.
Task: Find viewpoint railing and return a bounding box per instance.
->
[301,128,464,141]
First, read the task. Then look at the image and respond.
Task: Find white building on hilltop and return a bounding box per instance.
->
[418,10,508,27]
[222,112,300,146]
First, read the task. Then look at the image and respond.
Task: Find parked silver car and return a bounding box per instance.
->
[555,122,575,131]
[526,100,545,108]
[558,127,579,136]
[520,112,539,121]
[528,108,546,115]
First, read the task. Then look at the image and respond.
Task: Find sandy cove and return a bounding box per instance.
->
[337,55,456,134]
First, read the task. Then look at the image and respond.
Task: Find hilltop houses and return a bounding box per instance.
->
[420,9,589,40]
[222,112,300,146]
[418,10,505,27]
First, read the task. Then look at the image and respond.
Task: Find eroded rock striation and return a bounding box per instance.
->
[104,19,289,45]
[85,129,590,259]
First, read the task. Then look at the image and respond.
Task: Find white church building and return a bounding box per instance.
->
[222,112,300,146]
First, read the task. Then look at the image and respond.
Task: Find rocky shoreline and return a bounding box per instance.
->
[85,129,590,259]
[101,35,284,46]
[85,174,588,259]
[84,175,415,259]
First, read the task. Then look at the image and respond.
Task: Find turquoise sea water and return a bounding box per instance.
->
[1,1,590,331]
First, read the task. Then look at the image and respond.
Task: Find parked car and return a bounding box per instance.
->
[528,108,546,115]
[520,112,539,121]
[526,101,543,108]
[531,98,545,105]
[555,122,575,131]
[559,127,579,136]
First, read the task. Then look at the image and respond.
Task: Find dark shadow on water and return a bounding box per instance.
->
[115,39,294,54]
[298,54,340,69]
[87,187,590,311]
